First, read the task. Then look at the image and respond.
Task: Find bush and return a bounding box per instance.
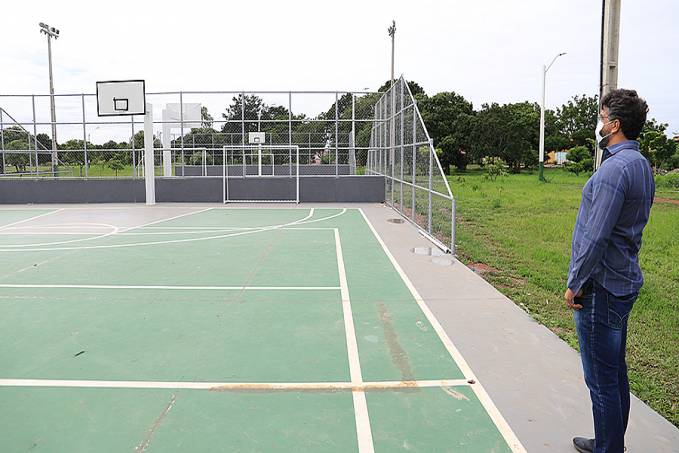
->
[655,173,679,189]
[565,145,593,176]
[482,157,507,181]
[566,145,590,163]
[662,153,679,171]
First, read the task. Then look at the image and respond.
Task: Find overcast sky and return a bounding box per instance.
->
[1,0,677,143]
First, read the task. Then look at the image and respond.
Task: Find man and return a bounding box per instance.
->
[565,89,654,453]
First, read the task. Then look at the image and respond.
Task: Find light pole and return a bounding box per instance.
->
[539,52,566,182]
[39,22,60,177]
[388,20,396,87]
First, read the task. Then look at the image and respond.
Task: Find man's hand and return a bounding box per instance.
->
[565,288,583,310]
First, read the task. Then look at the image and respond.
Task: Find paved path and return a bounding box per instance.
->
[361,203,679,453]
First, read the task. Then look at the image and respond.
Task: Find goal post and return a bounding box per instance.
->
[222,145,300,204]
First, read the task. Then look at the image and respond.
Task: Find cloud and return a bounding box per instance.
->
[1,0,677,141]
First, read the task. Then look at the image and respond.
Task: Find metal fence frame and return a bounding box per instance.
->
[366,76,456,254]
[0,89,381,178]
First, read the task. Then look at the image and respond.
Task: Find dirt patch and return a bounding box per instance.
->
[468,262,498,275]
[135,394,176,452]
[655,197,679,206]
[378,302,415,382]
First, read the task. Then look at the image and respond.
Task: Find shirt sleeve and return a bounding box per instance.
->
[567,165,627,293]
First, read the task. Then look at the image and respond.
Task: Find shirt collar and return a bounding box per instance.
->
[606,140,640,155]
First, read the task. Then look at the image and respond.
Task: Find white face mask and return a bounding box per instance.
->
[595,120,614,148]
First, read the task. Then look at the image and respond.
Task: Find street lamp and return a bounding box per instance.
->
[539,52,566,182]
[39,22,60,176]
[387,20,396,87]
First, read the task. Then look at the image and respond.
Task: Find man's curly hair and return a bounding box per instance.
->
[601,89,648,140]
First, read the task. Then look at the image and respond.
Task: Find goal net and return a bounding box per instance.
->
[222,145,300,203]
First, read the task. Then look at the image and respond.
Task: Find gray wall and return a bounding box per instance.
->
[0,176,384,204]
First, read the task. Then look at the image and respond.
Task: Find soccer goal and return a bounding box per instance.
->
[222,145,300,203]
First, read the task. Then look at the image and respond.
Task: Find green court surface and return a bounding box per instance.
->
[0,207,521,452]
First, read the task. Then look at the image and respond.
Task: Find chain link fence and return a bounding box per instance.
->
[0,90,381,178]
[366,77,456,254]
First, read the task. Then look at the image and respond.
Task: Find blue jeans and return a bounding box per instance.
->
[574,280,637,453]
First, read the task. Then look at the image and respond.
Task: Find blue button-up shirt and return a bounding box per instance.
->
[568,140,655,297]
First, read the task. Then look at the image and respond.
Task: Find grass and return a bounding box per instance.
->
[447,167,678,427]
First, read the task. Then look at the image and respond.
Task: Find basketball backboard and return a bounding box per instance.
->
[96,80,146,116]
[249,132,266,144]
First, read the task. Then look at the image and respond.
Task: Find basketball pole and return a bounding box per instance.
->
[144,103,156,205]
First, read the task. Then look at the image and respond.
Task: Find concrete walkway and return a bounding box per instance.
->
[361,203,679,453]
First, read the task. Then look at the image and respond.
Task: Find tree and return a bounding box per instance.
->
[469,102,540,172]
[419,91,474,172]
[639,119,677,169]
[59,139,92,176]
[1,126,30,144]
[377,79,425,98]
[107,154,125,176]
[132,131,162,149]
[201,106,214,128]
[555,94,599,151]
[5,139,30,173]
[543,109,569,151]
[221,94,266,134]
[36,133,52,150]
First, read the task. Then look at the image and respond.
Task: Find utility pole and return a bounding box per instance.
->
[388,20,396,87]
[596,0,621,170]
[539,52,566,182]
[39,22,60,177]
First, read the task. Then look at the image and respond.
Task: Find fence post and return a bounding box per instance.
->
[180,91,185,177]
[399,82,404,211]
[411,103,416,221]
[32,95,37,175]
[0,108,5,174]
[288,92,292,174]
[241,91,246,147]
[390,86,395,207]
[451,198,457,255]
[131,117,136,177]
[428,138,433,234]
[335,92,339,176]
[81,94,88,178]
[144,103,156,205]
[350,93,356,175]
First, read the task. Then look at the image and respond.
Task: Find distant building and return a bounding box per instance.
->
[546,150,568,165]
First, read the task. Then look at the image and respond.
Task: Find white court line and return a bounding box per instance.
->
[118,207,214,233]
[0,232,107,235]
[358,208,527,453]
[334,228,375,453]
[0,223,119,248]
[118,227,334,235]
[0,206,325,212]
[0,209,64,231]
[0,378,470,391]
[0,208,345,252]
[0,228,333,236]
[0,284,340,291]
